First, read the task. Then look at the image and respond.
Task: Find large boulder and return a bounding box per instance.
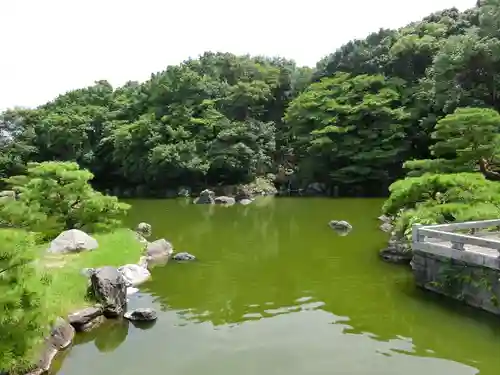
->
[328,220,353,236]
[145,239,173,259]
[67,306,104,332]
[118,264,151,286]
[136,222,152,237]
[124,308,157,322]
[90,266,128,318]
[48,229,98,254]
[214,196,236,205]
[194,189,215,204]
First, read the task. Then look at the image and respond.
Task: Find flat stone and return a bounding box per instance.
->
[68,306,103,331]
[172,252,196,261]
[124,308,157,322]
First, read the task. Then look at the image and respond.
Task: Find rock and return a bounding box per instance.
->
[172,252,196,261]
[118,264,151,286]
[194,189,215,204]
[146,238,174,258]
[136,222,152,237]
[178,187,191,197]
[68,306,103,332]
[379,247,413,264]
[124,308,157,322]
[304,182,327,196]
[328,220,353,236]
[380,222,394,233]
[0,190,15,198]
[214,196,236,205]
[79,315,106,332]
[378,215,392,223]
[32,317,74,374]
[48,229,98,253]
[239,198,253,205]
[90,266,128,318]
[379,233,412,264]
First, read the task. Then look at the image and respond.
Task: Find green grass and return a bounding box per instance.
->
[40,228,144,316]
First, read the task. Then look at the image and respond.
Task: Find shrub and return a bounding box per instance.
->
[0,161,130,238]
[0,229,52,373]
[382,173,500,237]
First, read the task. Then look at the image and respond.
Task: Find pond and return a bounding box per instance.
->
[51,198,500,375]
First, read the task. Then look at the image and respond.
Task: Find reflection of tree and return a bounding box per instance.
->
[73,318,129,353]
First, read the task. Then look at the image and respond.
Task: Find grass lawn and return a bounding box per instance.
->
[39,228,144,317]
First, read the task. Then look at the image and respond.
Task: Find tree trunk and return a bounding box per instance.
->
[478,158,500,181]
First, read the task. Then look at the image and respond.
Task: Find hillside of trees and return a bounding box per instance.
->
[2,0,500,198]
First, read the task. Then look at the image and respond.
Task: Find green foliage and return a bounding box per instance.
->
[405,107,500,177]
[285,72,409,191]
[0,229,52,373]
[0,161,129,238]
[383,173,500,236]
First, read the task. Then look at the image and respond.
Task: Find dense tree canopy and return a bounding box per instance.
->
[2,1,500,198]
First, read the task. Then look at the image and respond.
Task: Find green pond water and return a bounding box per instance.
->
[52,198,500,375]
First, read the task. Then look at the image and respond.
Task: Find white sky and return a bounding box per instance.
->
[0,0,476,111]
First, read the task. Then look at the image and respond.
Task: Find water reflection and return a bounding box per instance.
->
[74,318,129,352]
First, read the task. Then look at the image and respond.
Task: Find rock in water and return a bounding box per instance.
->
[328,220,353,236]
[172,252,196,261]
[136,222,152,237]
[68,306,103,332]
[214,196,236,205]
[90,266,127,317]
[194,189,215,204]
[124,308,157,321]
[49,229,98,253]
[146,238,173,258]
[380,222,393,233]
[239,198,253,205]
[118,264,151,286]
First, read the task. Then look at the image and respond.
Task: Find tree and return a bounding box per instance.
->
[405,107,500,179]
[0,161,130,238]
[0,230,52,373]
[285,72,409,193]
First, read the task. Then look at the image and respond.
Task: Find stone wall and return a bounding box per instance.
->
[412,249,500,315]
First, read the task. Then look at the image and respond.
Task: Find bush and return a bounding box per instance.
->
[0,161,130,239]
[0,229,52,373]
[382,173,500,237]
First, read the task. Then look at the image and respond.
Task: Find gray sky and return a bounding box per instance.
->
[0,0,476,111]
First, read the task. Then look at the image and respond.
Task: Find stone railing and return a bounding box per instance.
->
[411,219,500,315]
[412,220,500,270]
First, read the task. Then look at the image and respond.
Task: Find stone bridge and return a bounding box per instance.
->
[412,219,500,315]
